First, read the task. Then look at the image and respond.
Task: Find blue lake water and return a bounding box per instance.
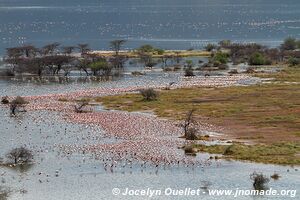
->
[0,0,300,54]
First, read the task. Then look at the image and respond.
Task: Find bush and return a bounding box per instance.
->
[131,71,144,76]
[281,37,297,50]
[250,172,269,190]
[139,88,159,101]
[184,67,194,77]
[223,145,235,155]
[228,69,238,74]
[213,52,229,64]
[270,173,280,180]
[287,57,300,66]
[249,52,266,65]
[185,127,198,140]
[6,147,33,165]
[1,96,9,104]
[184,146,197,155]
[11,96,27,105]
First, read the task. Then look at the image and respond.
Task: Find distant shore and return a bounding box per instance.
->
[90,49,212,58]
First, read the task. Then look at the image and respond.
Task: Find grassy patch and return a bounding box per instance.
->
[99,81,300,136]
[191,142,300,165]
[256,66,300,83]
[95,66,300,164]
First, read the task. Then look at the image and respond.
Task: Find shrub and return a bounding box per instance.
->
[10,96,28,115]
[249,52,266,65]
[185,127,198,140]
[287,57,300,66]
[213,52,229,64]
[281,37,297,51]
[6,147,33,165]
[163,67,173,72]
[184,146,197,155]
[131,71,144,76]
[223,145,235,155]
[139,88,159,101]
[11,96,27,105]
[74,102,88,113]
[174,65,182,71]
[270,173,280,180]
[228,69,238,74]
[1,96,9,104]
[184,68,195,77]
[250,172,270,190]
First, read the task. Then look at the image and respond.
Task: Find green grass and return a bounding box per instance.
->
[98,82,300,136]
[84,66,300,165]
[191,142,300,165]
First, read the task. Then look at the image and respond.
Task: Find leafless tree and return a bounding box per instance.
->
[62,46,75,55]
[42,42,60,55]
[6,147,33,164]
[182,109,198,139]
[74,102,88,113]
[110,40,126,56]
[77,43,90,55]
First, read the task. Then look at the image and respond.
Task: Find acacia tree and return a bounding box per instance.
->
[77,43,90,55]
[109,40,127,68]
[4,48,22,74]
[76,57,92,76]
[62,46,75,55]
[281,37,297,51]
[89,58,112,76]
[42,42,60,55]
[110,40,126,56]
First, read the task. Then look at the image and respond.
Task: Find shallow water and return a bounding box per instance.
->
[1,0,300,54]
[0,98,299,200]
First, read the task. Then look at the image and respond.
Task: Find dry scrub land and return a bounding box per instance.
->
[97,67,300,165]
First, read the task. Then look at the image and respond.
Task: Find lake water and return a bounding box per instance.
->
[0,1,299,199]
[0,0,300,55]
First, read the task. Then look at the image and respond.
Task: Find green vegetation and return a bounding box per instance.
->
[287,57,300,66]
[249,52,269,65]
[191,142,300,165]
[205,43,216,52]
[98,68,300,132]
[89,59,111,76]
[212,51,229,64]
[139,88,159,101]
[96,67,300,164]
[281,37,299,51]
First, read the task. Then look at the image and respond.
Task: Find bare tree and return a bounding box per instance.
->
[182,109,198,140]
[110,40,126,56]
[6,147,33,165]
[77,44,90,55]
[42,42,60,55]
[62,46,75,55]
